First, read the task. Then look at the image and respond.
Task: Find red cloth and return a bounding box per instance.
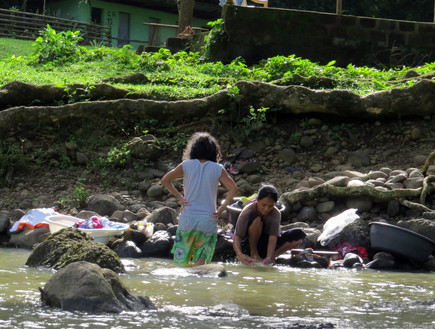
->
[335,242,368,259]
[15,222,49,231]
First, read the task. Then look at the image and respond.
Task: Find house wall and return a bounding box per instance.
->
[211,5,435,67]
[46,0,210,49]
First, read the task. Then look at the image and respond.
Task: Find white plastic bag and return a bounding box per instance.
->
[318,208,359,246]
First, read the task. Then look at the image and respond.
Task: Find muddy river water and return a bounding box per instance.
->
[0,249,433,329]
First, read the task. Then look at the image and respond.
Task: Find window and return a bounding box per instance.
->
[91,7,103,25]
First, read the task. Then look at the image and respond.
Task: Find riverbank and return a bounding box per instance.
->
[1,114,433,219]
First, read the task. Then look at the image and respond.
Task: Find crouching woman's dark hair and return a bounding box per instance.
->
[258,184,278,202]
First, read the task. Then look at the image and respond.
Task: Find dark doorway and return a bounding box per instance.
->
[118,12,130,47]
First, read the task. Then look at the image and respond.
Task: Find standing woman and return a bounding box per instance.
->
[161,132,238,266]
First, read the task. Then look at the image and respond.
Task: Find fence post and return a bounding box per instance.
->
[336,0,342,15]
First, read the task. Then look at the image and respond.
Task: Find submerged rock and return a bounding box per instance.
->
[207,303,248,317]
[25,228,124,273]
[39,261,156,313]
[365,251,396,269]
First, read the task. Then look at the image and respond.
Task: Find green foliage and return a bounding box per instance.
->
[289,131,302,144]
[201,19,227,61]
[298,118,310,129]
[0,142,28,185]
[332,123,353,132]
[0,30,434,100]
[63,84,95,104]
[159,132,190,155]
[31,24,85,64]
[218,84,242,127]
[254,55,322,80]
[60,185,89,208]
[86,143,132,174]
[139,48,172,71]
[105,143,132,167]
[330,123,354,140]
[111,44,138,65]
[239,106,270,137]
[226,85,241,101]
[241,106,268,126]
[56,151,74,169]
[88,39,105,48]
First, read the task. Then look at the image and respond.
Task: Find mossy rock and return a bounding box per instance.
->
[25,228,125,273]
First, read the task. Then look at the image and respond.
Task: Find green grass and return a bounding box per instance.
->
[0,35,434,99]
[0,38,33,59]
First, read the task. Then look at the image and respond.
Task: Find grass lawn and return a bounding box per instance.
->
[0,38,33,59]
[0,36,433,97]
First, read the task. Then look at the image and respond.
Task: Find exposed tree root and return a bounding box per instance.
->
[420,175,435,205]
[148,118,214,134]
[422,151,435,176]
[281,154,435,212]
[399,199,434,213]
[2,80,435,134]
[281,184,422,206]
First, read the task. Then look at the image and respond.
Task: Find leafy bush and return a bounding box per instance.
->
[201,18,227,61]
[60,185,89,208]
[32,24,85,64]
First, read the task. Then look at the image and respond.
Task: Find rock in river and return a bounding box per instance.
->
[39,261,156,313]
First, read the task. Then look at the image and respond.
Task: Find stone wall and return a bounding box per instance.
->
[210,5,435,67]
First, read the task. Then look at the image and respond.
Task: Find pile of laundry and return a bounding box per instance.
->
[9,207,59,233]
[9,208,126,234]
[74,216,126,230]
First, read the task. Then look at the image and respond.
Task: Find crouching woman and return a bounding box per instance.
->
[233,184,306,265]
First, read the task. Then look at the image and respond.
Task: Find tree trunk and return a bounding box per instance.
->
[176,0,195,34]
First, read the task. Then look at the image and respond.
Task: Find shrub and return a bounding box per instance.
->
[32,24,85,64]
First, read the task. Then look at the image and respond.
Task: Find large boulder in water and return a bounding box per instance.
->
[26,228,124,273]
[140,230,172,258]
[39,261,156,313]
[213,233,236,261]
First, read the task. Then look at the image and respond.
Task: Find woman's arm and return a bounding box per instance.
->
[233,234,254,265]
[160,164,189,206]
[214,168,238,218]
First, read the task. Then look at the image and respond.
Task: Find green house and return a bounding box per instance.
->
[24,0,220,49]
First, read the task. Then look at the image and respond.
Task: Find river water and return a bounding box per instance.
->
[0,248,433,329]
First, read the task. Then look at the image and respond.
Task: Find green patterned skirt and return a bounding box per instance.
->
[171,229,217,265]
